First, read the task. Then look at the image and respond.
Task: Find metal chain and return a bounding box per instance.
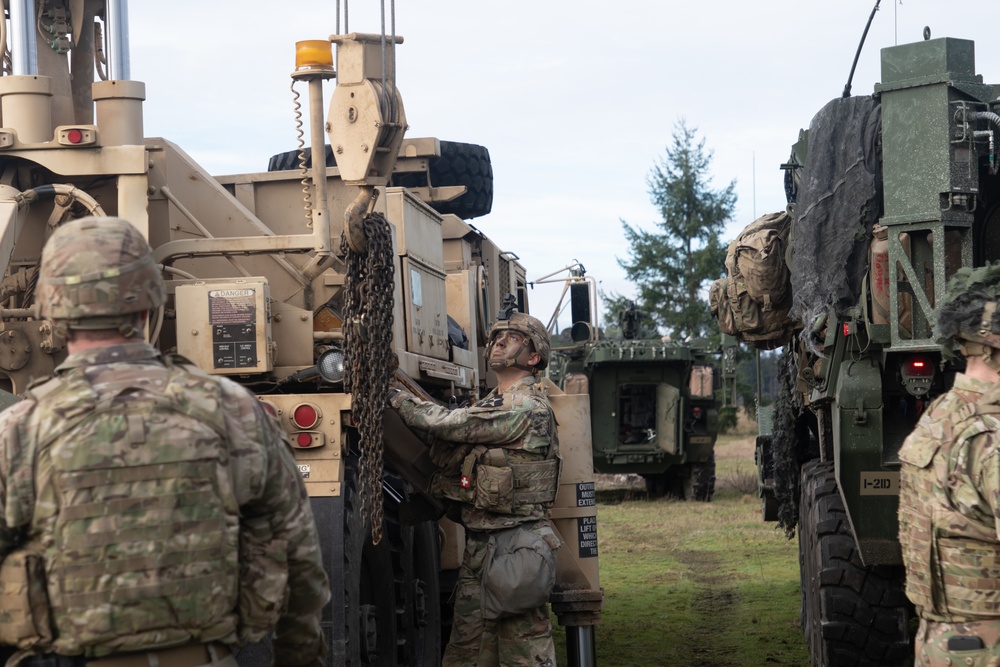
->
[341,212,394,545]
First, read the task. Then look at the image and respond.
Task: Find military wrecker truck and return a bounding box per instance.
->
[0,2,603,666]
[540,264,720,500]
[713,24,1000,667]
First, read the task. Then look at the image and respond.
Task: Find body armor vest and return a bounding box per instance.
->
[25,359,241,656]
[899,390,1000,621]
[429,381,560,514]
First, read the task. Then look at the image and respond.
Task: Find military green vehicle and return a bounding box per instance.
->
[0,2,602,666]
[541,264,721,500]
[715,22,1000,667]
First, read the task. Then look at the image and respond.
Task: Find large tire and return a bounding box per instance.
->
[798,460,913,666]
[268,141,494,220]
[344,462,399,666]
[384,477,442,666]
[684,453,716,502]
[643,472,669,498]
[267,145,335,172]
[392,141,493,219]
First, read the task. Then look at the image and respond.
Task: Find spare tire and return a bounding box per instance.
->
[267,145,336,172]
[267,140,493,220]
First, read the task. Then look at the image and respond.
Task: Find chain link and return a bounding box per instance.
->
[341,212,395,545]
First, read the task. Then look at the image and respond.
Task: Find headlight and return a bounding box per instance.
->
[317,346,346,383]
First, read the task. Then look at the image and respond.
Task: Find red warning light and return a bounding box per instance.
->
[296,433,313,447]
[66,128,83,144]
[904,357,934,377]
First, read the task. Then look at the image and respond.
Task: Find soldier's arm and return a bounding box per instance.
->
[393,392,530,445]
[222,383,329,666]
[976,433,1000,539]
[0,402,35,557]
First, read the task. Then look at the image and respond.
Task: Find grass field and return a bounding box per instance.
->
[552,419,810,666]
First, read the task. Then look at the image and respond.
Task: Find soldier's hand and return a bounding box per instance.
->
[388,386,415,409]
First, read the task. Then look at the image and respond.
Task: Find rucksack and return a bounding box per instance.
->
[709,278,737,336]
[725,211,791,310]
[718,212,798,349]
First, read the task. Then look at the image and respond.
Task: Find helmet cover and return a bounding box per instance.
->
[485,311,549,371]
[37,216,166,330]
[935,263,1000,358]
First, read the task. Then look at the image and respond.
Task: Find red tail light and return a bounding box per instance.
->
[292,403,321,429]
[903,357,934,377]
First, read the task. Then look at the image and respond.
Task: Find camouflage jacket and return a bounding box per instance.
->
[394,375,557,530]
[898,373,1000,621]
[0,341,329,664]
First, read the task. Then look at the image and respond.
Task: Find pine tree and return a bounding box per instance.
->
[618,120,736,340]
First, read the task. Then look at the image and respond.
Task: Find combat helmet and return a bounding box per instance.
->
[935,263,1000,372]
[486,311,550,372]
[37,217,166,336]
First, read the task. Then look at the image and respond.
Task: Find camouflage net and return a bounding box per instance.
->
[790,96,882,355]
[771,346,806,537]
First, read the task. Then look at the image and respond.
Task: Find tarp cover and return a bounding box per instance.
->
[790,96,882,352]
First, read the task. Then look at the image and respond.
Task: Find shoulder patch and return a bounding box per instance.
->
[475,394,506,409]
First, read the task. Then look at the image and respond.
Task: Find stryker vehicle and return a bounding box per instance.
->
[540,264,720,500]
[0,2,602,666]
[721,24,1000,667]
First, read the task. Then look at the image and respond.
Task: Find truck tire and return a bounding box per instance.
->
[643,472,669,498]
[798,460,913,666]
[384,477,442,666]
[391,141,493,219]
[267,145,335,172]
[684,453,716,502]
[344,462,399,666]
[267,141,494,220]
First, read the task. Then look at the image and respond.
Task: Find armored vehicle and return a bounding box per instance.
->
[715,26,1000,667]
[0,2,602,666]
[541,265,721,500]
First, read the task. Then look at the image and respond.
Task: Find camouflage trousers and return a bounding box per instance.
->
[916,618,1000,667]
[443,529,556,667]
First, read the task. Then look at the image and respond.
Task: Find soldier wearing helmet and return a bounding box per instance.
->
[389,306,561,667]
[0,218,329,667]
[899,263,1000,665]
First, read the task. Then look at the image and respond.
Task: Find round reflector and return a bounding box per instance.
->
[67,128,83,144]
[296,432,313,447]
[292,403,320,429]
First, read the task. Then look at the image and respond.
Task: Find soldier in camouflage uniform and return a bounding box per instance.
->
[899,264,1000,667]
[390,311,561,667]
[0,218,329,667]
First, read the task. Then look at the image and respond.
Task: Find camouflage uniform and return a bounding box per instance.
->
[899,375,1000,667]
[393,374,560,667]
[0,342,330,665]
[898,264,1000,666]
[0,217,329,667]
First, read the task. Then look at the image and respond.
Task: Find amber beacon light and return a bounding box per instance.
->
[294,39,335,75]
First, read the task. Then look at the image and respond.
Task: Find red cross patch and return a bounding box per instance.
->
[460,475,471,489]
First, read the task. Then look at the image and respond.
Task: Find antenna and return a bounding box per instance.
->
[842,0,882,98]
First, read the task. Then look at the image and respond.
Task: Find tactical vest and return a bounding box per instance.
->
[899,389,1000,621]
[429,382,560,515]
[23,358,242,656]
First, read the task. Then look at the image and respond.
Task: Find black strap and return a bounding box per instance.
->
[19,654,87,667]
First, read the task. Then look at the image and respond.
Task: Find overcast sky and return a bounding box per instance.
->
[128,1,1000,332]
